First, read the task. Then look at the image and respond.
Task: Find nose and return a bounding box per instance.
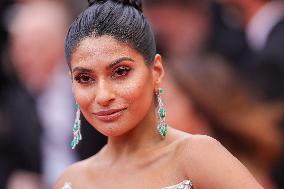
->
[95,79,115,107]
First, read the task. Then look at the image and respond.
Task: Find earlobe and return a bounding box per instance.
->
[152,54,165,89]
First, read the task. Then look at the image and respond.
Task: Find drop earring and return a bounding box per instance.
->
[157,88,167,138]
[71,103,82,149]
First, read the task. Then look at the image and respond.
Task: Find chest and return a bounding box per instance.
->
[75,159,187,189]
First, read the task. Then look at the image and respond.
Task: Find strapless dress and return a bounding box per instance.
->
[61,180,193,189]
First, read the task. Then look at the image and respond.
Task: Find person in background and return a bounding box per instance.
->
[0,0,42,189]
[217,0,284,100]
[217,1,284,188]
[7,1,74,188]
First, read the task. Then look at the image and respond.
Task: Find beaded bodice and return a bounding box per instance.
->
[162,180,193,189]
[61,180,193,189]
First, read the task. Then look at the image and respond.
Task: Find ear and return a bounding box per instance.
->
[151,54,165,91]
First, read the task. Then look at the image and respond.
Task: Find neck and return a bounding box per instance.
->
[103,102,166,160]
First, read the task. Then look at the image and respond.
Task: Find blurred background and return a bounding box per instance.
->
[0,0,283,188]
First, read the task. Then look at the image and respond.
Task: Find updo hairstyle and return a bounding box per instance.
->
[65,0,156,67]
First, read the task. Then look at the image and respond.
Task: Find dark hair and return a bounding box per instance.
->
[65,0,156,67]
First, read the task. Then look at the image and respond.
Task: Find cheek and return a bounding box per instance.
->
[72,83,94,109]
[117,68,154,117]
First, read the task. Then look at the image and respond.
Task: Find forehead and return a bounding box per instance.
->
[71,35,142,66]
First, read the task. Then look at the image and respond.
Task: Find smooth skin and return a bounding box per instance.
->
[54,35,263,189]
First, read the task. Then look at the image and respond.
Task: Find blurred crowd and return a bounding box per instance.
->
[0,0,283,189]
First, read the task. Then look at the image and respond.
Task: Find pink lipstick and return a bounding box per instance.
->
[93,107,127,122]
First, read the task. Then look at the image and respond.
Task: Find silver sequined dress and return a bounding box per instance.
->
[61,180,193,189]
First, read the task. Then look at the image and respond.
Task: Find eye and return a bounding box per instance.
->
[74,73,95,84]
[112,66,131,79]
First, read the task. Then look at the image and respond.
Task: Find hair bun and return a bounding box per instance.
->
[87,0,104,6]
[87,0,142,12]
[118,0,142,12]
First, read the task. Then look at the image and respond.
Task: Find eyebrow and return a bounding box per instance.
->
[72,57,135,73]
[107,57,135,69]
[72,67,93,73]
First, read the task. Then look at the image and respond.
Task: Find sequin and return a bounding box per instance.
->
[61,182,72,189]
[61,180,193,189]
[162,180,193,189]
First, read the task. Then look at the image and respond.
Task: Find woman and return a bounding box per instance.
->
[55,0,263,188]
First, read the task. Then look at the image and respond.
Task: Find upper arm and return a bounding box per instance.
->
[182,135,263,189]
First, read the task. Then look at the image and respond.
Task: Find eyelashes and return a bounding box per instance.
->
[74,66,132,84]
[74,73,95,84]
[111,66,131,78]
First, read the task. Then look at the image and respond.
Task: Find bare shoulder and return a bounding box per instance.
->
[53,158,91,189]
[173,133,227,162]
[173,133,263,188]
[170,129,221,154]
[180,134,226,156]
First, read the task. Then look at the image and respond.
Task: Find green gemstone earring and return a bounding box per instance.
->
[157,88,167,138]
[71,103,82,149]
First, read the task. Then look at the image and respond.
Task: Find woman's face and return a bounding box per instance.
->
[70,35,164,137]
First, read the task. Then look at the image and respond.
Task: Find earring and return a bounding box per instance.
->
[157,88,167,138]
[71,103,82,149]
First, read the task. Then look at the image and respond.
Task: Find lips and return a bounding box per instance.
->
[92,107,127,122]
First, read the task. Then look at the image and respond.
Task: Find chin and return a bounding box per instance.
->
[100,129,129,138]
[93,122,130,137]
